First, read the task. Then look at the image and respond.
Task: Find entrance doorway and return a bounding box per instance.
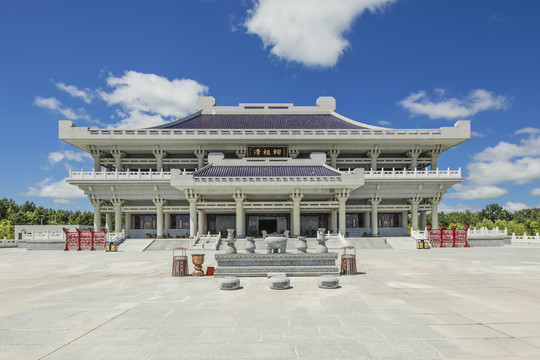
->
[259,219,277,234]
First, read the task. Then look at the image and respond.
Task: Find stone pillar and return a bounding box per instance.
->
[153,198,166,239]
[430,198,440,229]
[402,211,409,235]
[429,145,442,170]
[367,146,380,171]
[153,146,167,171]
[331,209,338,233]
[186,190,199,237]
[420,211,427,230]
[369,197,381,236]
[90,147,103,172]
[164,212,170,237]
[197,210,204,235]
[407,145,421,171]
[125,212,131,238]
[194,146,206,169]
[336,189,349,235]
[111,198,124,234]
[364,212,371,233]
[233,190,246,237]
[90,198,102,231]
[328,146,340,168]
[290,189,303,236]
[408,197,422,231]
[111,147,125,172]
[105,212,112,231]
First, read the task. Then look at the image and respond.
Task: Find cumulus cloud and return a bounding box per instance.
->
[33,96,95,123]
[54,199,72,205]
[48,150,92,167]
[378,120,392,126]
[399,89,509,119]
[531,188,540,196]
[24,178,86,199]
[54,81,94,103]
[439,203,479,213]
[447,183,508,200]
[244,0,396,68]
[515,127,540,135]
[503,201,529,212]
[99,71,208,128]
[471,131,486,138]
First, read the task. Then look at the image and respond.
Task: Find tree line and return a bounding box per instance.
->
[0,198,93,238]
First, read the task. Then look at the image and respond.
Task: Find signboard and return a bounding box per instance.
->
[247,146,288,158]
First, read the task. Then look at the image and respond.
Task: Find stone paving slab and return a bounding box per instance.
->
[2,246,540,359]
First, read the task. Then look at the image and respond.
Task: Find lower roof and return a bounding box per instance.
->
[194,165,341,178]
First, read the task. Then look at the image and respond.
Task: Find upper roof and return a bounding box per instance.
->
[156,113,367,130]
[194,165,341,178]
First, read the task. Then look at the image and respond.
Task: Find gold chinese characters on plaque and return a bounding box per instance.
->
[247,146,288,158]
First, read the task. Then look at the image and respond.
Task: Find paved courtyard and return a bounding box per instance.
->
[2,245,540,359]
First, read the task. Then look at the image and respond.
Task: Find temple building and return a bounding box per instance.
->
[60,96,470,239]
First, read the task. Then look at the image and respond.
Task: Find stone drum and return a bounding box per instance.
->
[318,275,339,289]
[219,276,240,290]
[269,276,290,290]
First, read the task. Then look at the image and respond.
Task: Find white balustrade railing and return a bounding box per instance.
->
[69,169,178,180]
[362,168,461,179]
[511,233,540,244]
[108,230,125,243]
[411,228,429,240]
[22,230,64,241]
[87,128,443,137]
[191,232,222,250]
[467,227,508,238]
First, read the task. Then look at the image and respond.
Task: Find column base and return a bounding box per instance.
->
[156,235,164,239]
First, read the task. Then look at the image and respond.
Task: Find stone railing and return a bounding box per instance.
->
[0,237,18,248]
[411,228,429,240]
[511,233,540,244]
[362,168,461,179]
[87,128,443,137]
[108,230,126,243]
[191,232,222,250]
[69,169,174,180]
[22,230,64,241]
[467,227,508,238]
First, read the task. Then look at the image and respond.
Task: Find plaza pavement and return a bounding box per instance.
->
[1,243,540,359]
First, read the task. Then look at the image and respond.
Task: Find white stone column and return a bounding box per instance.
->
[420,211,427,229]
[111,147,125,172]
[186,190,199,238]
[336,189,349,235]
[91,198,102,231]
[197,210,204,236]
[430,198,440,229]
[290,189,303,236]
[364,212,370,233]
[164,212,170,237]
[105,212,112,231]
[402,211,409,235]
[367,146,380,170]
[125,212,131,238]
[90,148,103,172]
[407,146,421,171]
[153,198,166,239]
[111,198,124,234]
[369,197,381,236]
[408,197,422,231]
[331,209,338,233]
[429,145,442,170]
[194,147,206,169]
[233,191,246,237]
[328,146,340,168]
[153,147,167,171]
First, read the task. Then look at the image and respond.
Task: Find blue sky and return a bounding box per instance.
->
[1,0,540,213]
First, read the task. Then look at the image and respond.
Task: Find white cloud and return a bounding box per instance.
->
[399,89,509,119]
[467,157,540,185]
[531,188,540,196]
[471,131,486,138]
[515,127,540,135]
[503,201,529,212]
[54,199,72,205]
[447,183,508,200]
[378,120,391,126]
[99,71,208,128]
[24,178,85,199]
[48,150,92,166]
[33,96,78,120]
[244,0,396,68]
[439,203,479,213]
[54,81,93,103]
[473,135,540,162]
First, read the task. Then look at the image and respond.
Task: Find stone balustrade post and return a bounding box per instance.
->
[290,189,303,237]
[153,146,167,171]
[328,146,340,168]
